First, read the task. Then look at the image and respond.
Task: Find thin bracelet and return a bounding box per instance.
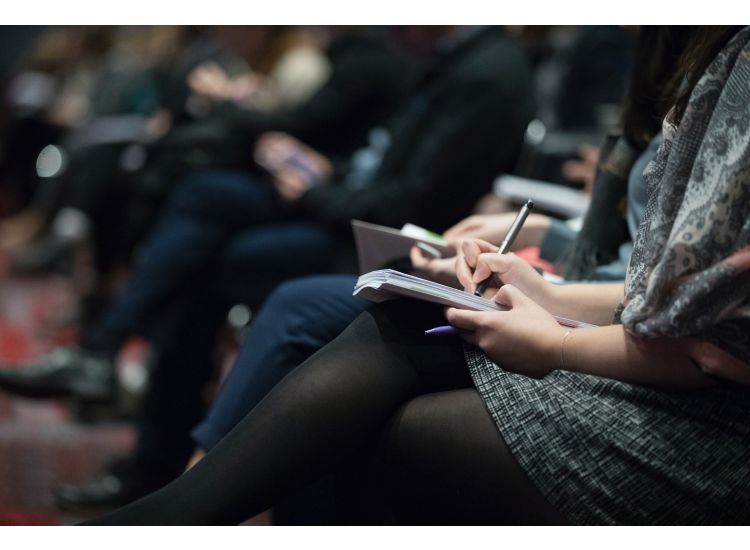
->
[560,329,573,370]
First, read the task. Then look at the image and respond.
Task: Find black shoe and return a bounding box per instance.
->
[9,234,74,275]
[0,346,115,401]
[55,458,175,511]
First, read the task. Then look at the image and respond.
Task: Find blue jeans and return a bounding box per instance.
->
[191,274,368,451]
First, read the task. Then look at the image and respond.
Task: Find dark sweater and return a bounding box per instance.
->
[297,27,536,233]
[214,30,419,159]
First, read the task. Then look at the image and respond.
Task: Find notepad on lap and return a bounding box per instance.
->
[353,269,595,329]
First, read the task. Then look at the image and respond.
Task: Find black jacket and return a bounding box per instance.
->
[297,27,536,233]
[215,30,419,159]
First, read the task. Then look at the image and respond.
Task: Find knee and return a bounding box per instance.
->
[264,276,328,316]
[265,275,358,330]
[252,277,336,346]
[168,170,249,216]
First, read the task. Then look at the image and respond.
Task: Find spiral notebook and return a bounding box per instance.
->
[353,269,595,329]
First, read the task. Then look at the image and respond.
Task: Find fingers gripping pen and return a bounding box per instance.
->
[473,199,534,297]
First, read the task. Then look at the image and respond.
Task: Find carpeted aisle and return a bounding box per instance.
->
[0,255,135,525]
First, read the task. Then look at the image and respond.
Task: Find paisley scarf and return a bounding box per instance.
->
[618,27,750,384]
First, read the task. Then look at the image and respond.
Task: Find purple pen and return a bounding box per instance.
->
[424,325,465,336]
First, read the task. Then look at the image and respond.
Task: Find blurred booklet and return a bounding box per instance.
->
[494,175,590,219]
[352,220,453,274]
[353,269,595,329]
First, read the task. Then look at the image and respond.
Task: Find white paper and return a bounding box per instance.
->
[354,269,596,329]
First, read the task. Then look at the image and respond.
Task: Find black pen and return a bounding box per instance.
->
[473,199,534,297]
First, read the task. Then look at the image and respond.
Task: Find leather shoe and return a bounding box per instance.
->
[9,234,74,275]
[0,346,115,401]
[55,457,175,511]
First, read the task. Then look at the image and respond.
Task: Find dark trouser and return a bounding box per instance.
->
[79,169,336,474]
[133,228,337,476]
[83,168,330,354]
[191,274,367,451]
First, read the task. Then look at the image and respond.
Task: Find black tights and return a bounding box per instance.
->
[86,301,564,525]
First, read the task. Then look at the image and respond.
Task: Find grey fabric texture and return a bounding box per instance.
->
[464,345,750,525]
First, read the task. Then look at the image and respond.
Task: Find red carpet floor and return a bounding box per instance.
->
[0,250,272,525]
[0,256,135,525]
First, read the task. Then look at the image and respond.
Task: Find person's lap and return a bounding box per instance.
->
[381,387,565,524]
[86,300,562,525]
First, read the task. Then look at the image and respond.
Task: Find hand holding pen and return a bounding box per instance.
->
[427,200,539,335]
[473,199,534,296]
[424,232,591,336]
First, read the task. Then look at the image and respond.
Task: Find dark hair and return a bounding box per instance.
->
[620,27,696,150]
[667,26,742,126]
[621,26,742,150]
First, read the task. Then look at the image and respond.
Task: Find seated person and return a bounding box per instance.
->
[0,26,536,507]
[2,27,417,280]
[85,25,750,525]
[188,23,671,464]
[189,130,661,461]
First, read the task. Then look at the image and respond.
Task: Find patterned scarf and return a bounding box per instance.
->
[617,27,750,384]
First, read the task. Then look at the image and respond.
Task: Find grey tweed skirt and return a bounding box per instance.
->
[463,346,750,525]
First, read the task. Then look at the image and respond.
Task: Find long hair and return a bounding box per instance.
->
[563,26,744,280]
[667,26,742,126]
[620,27,696,150]
[620,26,742,150]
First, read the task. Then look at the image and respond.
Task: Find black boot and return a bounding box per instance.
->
[0,346,115,401]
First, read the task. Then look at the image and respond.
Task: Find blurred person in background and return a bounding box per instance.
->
[0,27,414,330]
[0,27,114,220]
[0,26,199,253]
[178,26,678,524]
[86,25,750,527]
[0,26,534,510]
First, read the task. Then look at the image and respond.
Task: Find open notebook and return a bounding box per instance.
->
[354,269,595,329]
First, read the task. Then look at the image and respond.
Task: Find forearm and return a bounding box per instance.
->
[547,283,624,326]
[562,325,715,390]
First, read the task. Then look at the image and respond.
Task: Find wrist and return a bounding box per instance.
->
[537,325,570,375]
[557,329,574,371]
[537,276,562,312]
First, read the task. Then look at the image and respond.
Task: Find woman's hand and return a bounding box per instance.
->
[446,284,566,377]
[409,245,461,288]
[455,238,557,309]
